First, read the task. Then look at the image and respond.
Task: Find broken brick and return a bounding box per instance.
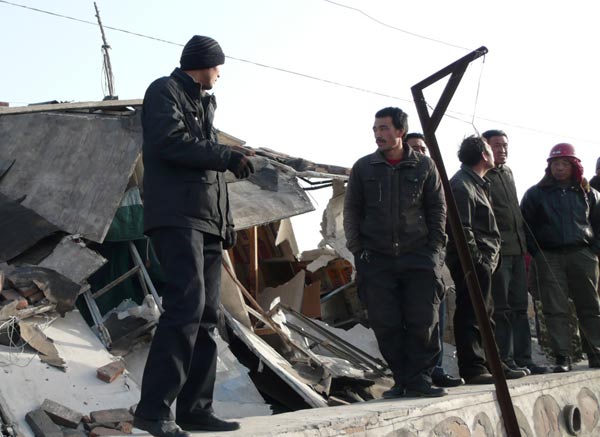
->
[96,361,125,383]
[89,426,127,437]
[17,285,40,298]
[27,290,46,304]
[25,408,62,437]
[41,398,83,428]
[0,288,28,309]
[118,422,133,434]
[89,409,133,425]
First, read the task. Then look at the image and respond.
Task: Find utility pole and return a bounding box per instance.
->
[94,2,117,100]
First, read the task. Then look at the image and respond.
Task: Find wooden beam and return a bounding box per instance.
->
[0,99,143,115]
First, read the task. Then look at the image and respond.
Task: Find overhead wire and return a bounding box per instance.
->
[322,0,472,51]
[1,0,599,145]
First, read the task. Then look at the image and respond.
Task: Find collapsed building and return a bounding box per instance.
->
[0,100,395,437]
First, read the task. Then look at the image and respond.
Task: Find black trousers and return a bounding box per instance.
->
[491,254,532,367]
[356,250,441,389]
[135,228,222,422]
[449,261,494,379]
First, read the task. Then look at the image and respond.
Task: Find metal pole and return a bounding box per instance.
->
[411,46,521,437]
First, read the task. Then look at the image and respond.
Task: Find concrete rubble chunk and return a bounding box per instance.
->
[41,398,83,429]
[25,408,63,437]
[96,360,126,383]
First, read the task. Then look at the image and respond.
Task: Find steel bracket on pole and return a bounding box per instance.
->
[411,46,521,436]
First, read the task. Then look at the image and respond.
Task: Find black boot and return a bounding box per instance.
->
[178,414,240,432]
[553,355,572,373]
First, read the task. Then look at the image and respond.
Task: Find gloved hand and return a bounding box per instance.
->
[227,151,255,179]
[223,226,237,250]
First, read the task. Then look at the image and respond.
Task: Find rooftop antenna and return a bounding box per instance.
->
[94,2,117,100]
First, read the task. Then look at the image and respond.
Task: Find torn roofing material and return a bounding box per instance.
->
[0,110,142,243]
[0,192,60,262]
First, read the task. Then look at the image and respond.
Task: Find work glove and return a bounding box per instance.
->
[227,151,255,179]
[223,226,237,250]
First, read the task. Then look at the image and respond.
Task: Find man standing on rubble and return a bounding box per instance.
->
[447,136,527,384]
[344,108,448,398]
[133,35,254,437]
[483,129,551,376]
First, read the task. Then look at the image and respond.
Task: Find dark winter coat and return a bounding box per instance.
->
[142,68,233,238]
[447,165,501,272]
[487,165,527,256]
[343,145,447,265]
[520,179,600,256]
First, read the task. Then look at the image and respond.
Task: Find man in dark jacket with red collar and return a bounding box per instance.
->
[344,107,447,398]
[133,35,254,437]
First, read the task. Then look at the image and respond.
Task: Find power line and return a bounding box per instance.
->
[2,0,599,145]
[322,0,472,51]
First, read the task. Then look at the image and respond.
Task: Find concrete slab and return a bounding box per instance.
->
[128,364,600,436]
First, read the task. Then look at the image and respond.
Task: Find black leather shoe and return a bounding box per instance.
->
[382,385,405,399]
[506,362,531,375]
[465,373,494,385]
[588,355,600,368]
[178,414,240,432]
[432,373,465,387]
[404,384,448,398]
[133,417,191,437]
[504,368,528,379]
[525,364,552,374]
[554,356,572,373]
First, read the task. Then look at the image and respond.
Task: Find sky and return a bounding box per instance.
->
[1,0,599,251]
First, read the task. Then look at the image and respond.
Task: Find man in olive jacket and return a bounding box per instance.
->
[483,129,550,375]
[344,107,447,398]
[134,35,254,437]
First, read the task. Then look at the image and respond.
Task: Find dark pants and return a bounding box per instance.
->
[356,250,441,389]
[450,261,494,379]
[491,255,533,367]
[135,228,222,422]
[535,247,600,359]
[432,288,447,378]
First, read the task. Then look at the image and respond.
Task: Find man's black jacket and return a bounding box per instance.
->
[142,68,233,238]
[343,145,447,264]
[447,165,501,272]
[520,178,600,256]
[487,165,527,256]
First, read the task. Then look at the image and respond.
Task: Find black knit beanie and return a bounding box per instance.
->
[180,35,225,70]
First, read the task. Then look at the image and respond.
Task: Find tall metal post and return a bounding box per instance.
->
[411,46,521,436]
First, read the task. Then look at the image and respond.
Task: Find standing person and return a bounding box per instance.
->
[590,157,600,191]
[447,135,527,384]
[483,129,551,375]
[133,35,255,437]
[520,143,600,373]
[405,132,465,388]
[344,108,448,398]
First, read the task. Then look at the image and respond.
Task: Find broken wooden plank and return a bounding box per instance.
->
[0,99,143,115]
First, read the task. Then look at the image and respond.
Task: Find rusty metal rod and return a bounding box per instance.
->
[411,46,521,437]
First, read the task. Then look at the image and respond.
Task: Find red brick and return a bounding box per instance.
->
[96,361,125,383]
[89,426,127,437]
[89,409,132,424]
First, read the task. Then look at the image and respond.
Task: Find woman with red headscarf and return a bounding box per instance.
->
[521,143,600,373]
